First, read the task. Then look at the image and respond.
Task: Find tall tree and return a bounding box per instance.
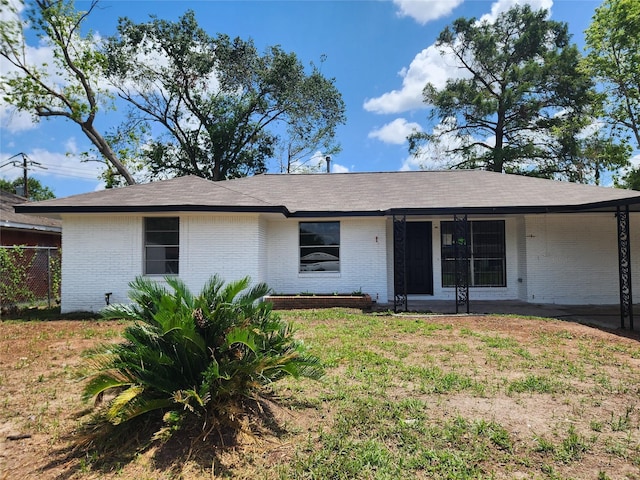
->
[0,0,136,185]
[584,0,640,149]
[615,167,640,190]
[0,177,55,200]
[408,5,620,181]
[105,12,346,181]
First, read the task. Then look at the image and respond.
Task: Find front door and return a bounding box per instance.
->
[406,222,433,294]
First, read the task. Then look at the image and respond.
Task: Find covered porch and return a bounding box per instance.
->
[391,204,640,330]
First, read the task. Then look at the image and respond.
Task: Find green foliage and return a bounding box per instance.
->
[0,177,55,201]
[82,275,323,432]
[507,374,565,394]
[49,249,61,300]
[409,5,622,183]
[0,246,35,307]
[104,11,345,181]
[0,0,135,185]
[615,166,640,190]
[584,0,640,149]
[555,425,592,463]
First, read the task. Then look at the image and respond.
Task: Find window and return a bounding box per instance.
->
[299,222,340,272]
[144,217,179,275]
[441,220,505,287]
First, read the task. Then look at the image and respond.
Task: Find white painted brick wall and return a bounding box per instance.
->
[265,217,388,301]
[61,214,142,312]
[61,213,263,313]
[181,214,262,290]
[515,216,528,300]
[522,213,640,304]
[258,216,268,284]
[60,211,640,312]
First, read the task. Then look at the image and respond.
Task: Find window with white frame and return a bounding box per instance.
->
[441,220,505,287]
[144,217,179,275]
[299,222,340,272]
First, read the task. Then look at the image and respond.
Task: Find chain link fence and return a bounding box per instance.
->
[0,246,61,310]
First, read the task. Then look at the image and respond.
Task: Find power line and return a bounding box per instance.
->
[0,152,46,199]
[0,159,102,180]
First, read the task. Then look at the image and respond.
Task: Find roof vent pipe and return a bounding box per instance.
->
[325,156,331,173]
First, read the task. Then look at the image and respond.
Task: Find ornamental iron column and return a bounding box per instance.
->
[454,214,470,314]
[617,205,634,330]
[393,215,408,312]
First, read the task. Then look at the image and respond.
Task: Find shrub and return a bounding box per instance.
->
[0,246,35,309]
[82,275,324,435]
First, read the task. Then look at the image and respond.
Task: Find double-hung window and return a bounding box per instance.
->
[441,220,505,287]
[144,217,179,275]
[299,222,340,272]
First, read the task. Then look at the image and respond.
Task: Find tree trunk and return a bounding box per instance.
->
[493,109,506,173]
[81,123,136,185]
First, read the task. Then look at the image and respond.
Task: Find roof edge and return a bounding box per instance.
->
[1,221,62,233]
[14,204,291,216]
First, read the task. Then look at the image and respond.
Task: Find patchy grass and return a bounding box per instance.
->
[1,309,640,479]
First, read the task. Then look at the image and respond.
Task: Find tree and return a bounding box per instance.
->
[83,275,323,435]
[584,0,640,149]
[0,0,136,185]
[105,11,346,181]
[408,5,623,182]
[0,176,55,200]
[615,167,640,190]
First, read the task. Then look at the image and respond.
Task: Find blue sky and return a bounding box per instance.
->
[0,0,611,198]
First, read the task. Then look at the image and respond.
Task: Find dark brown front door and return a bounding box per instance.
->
[406,222,433,294]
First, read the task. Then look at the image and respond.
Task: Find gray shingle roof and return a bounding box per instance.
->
[1,189,62,230]
[15,171,640,218]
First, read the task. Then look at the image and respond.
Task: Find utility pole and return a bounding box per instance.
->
[0,153,46,200]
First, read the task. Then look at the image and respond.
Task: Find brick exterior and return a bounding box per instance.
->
[265,294,373,310]
[58,211,640,313]
[265,217,388,303]
[0,229,61,248]
[60,213,264,313]
[521,213,639,304]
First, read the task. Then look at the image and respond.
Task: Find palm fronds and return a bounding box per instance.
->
[83,274,324,434]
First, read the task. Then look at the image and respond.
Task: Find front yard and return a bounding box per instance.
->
[1,309,640,479]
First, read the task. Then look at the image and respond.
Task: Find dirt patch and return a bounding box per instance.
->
[1,315,640,479]
[0,320,124,479]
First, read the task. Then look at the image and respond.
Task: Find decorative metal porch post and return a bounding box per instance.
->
[393,215,408,312]
[454,214,470,314]
[617,205,634,330]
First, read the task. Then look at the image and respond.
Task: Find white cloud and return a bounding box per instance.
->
[630,153,640,169]
[64,137,79,155]
[399,153,423,171]
[364,0,554,115]
[332,163,349,173]
[0,0,23,22]
[393,0,464,25]
[0,26,64,134]
[399,118,481,171]
[363,44,466,114]
[479,0,553,24]
[0,147,104,182]
[0,104,37,133]
[369,118,423,145]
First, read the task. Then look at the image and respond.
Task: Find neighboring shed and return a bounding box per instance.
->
[14,171,640,328]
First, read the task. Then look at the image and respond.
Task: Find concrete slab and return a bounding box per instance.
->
[377,300,637,332]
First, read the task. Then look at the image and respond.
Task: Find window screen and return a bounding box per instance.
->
[144,217,179,275]
[441,220,505,287]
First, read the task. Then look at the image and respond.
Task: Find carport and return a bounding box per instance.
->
[392,200,640,331]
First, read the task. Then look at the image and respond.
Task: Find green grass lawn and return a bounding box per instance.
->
[2,308,640,479]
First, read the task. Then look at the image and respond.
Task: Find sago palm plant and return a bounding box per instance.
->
[82,275,323,432]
